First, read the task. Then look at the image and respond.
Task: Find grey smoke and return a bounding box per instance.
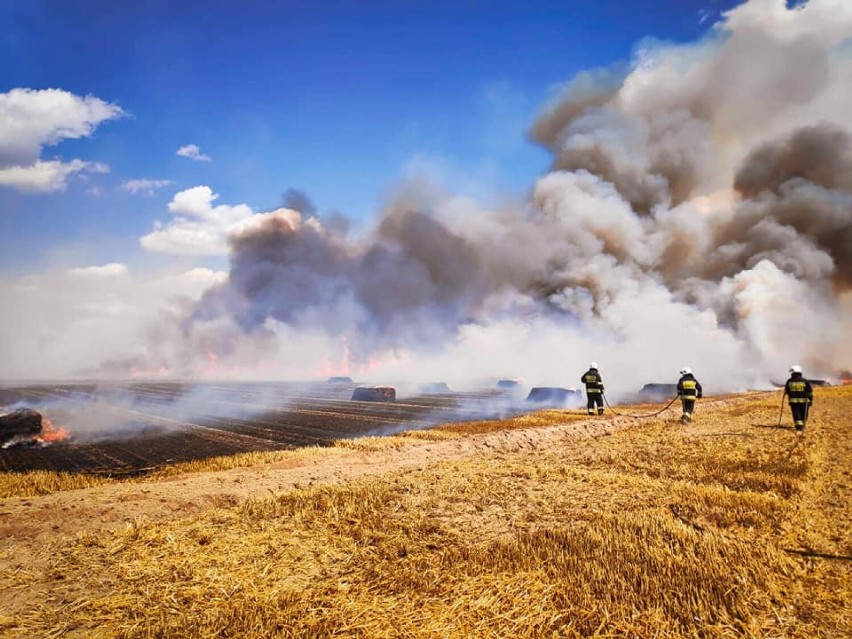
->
[5,383,289,442]
[280,188,317,216]
[191,205,496,357]
[730,124,852,287]
[4,0,835,390]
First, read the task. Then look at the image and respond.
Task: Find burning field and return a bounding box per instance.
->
[0,386,849,638]
[0,381,541,476]
[1,2,851,632]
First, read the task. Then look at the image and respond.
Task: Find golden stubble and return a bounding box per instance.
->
[1,387,850,638]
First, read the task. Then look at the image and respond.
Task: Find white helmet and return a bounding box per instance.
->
[680,367,692,375]
[789,365,802,374]
[590,362,598,369]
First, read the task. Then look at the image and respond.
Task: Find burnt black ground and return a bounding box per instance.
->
[0,381,538,475]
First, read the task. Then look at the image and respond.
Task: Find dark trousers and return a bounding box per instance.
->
[587,393,603,414]
[790,402,808,429]
[681,398,695,419]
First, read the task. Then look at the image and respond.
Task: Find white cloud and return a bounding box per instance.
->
[66,263,130,278]
[121,178,174,196]
[140,185,257,255]
[0,88,124,165]
[0,159,109,193]
[176,144,212,162]
[0,87,122,193]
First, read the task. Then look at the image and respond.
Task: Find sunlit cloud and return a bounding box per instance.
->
[0,159,108,193]
[175,144,212,162]
[0,88,123,193]
[140,185,262,255]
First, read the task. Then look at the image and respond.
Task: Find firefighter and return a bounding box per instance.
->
[677,367,703,424]
[783,365,813,432]
[581,362,604,416]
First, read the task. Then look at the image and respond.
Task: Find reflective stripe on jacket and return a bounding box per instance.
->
[581,370,603,393]
[677,375,703,399]
[784,375,813,404]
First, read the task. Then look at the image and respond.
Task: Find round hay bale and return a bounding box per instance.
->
[419,382,452,394]
[807,379,831,387]
[350,387,396,402]
[496,379,521,389]
[0,408,43,444]
[526,387,579,406]
[639,383,679,400]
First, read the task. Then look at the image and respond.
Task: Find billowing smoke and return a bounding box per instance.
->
[148,0,849,395]
[731,124,852,287]
[3,0,850,397]
[3,383,293,442]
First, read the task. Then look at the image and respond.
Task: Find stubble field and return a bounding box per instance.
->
[0,386,849,638]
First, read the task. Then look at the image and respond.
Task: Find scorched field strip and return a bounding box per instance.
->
[0,381,514,475]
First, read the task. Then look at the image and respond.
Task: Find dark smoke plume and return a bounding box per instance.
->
[280,188,317,216]
[164,0,852,391]
[731,124,852,288]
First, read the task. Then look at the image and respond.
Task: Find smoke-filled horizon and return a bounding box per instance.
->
[2,0,851,397]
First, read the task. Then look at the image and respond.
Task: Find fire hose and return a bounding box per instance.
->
[602,392,679,419]
[777,393,786,427]
[775,392,811,430]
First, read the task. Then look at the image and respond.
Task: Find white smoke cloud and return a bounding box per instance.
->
[0,266,226,380]
[713,260,841,374]
[0,88,123,193]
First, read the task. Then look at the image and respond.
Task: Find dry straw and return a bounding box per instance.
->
[1,387,850,637]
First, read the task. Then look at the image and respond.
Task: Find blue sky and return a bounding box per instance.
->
[1,0,740,275]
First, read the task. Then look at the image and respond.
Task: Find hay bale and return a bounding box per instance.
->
[639,383,678,400]
[496,379,521,389]
[419,382,452,394]
[351,387,396,402]
[526,387,579,406]
[0,408,43,444]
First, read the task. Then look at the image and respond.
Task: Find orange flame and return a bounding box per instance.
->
[130,365,171,378]
[314,337,352,378]
[40,416,70,443]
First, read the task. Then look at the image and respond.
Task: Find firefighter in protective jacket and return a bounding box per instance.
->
[677,367,702,424]
[581,362,604,416]
[783,365,813,432]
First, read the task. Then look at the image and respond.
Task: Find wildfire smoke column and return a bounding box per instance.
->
[159,0,852,391]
